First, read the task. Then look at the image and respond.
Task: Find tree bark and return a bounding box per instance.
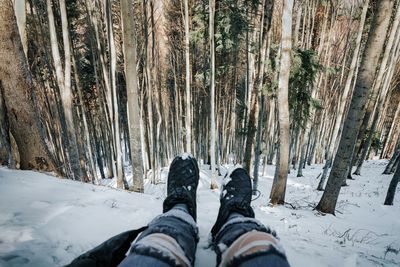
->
[184,0,191,153]
[243,0,272,173]
[209,0,217,189]
[253,94,265,194]
[59,0,81,180]
[382,95,400,158]
[121,0,144,192]
[384,159,400,205]
[270,0,293,205]
[316,0,393,214]
[105,0,124,188]
[71,55,98,184]
[384,137,400,174]
[317,0,369,190]
[14,0,27,56]
[354,1,400,169]
[0,0,55,171]
[0,82,14,167]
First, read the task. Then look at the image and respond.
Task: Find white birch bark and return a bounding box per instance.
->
[270,0,294,205]
[60,0,82,180]
[72,56,99,184]
[105,0,124,188]
[184,0,191,153]
[46,0,81,179]
[14,0,27,56]
[354,5,400,174]
[47,0,64,92]
[121,0,144,192]
[317,0,369,190]
[209,0,217,189]
[0,0,55,171]
[316,0,393,214]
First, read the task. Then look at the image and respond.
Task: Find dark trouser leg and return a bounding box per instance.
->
[119,209,199,267]
[214,216,290,267]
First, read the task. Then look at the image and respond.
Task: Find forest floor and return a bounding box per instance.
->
[0,160,399,267]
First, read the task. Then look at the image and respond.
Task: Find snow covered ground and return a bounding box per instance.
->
[0,160,399,267]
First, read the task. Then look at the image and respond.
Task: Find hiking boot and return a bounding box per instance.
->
[211,167,255,240]
[163,154,200,221]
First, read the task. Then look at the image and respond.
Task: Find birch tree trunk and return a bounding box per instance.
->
[0,82,14,168]
[382,102,400,158]
[316,0,393,214]
[184,0,191,153]
[244,0,270,174]
[270,0,293,205]
[354,1,400,164]
[71,56,98,184]
[47,0,64,95]
[354,4,400,175]
[384,137,400,174]
[209,0,217,189]
[121,0,144,192]
[106,0,124,188]
[384,159,400,205]
[59,0,81,180]
[0,0,55,171]
[317,0,369,190]
[14,0,27,56]
[253,94,265,193]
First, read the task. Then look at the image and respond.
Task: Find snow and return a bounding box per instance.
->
[0,160,400,267]
[222,189,227,198]
[217,242,228,253]
[222,177,232,187]
[180,153,193,160]
[223,164,243,185]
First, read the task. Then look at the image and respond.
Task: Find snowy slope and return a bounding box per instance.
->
[0,160,399,267]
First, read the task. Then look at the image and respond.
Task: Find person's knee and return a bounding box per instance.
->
[219,231,287,267]
[130,233,191,267]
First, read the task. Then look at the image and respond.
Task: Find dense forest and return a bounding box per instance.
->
[0,0,400,216]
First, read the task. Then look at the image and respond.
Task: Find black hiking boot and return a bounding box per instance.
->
[211,167,255,240]
[163,154,200,221]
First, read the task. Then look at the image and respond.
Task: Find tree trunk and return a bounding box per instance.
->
[184,0,191,153]
[59,0,81,180]
[14,0,27,56]
[270,0,293,205]
[316,0,393,214]
[317,0,369,190]
[297,131,307,177]
[382,98,400,158]
[106,0,124,188]
[209,0,217,189]
[0,82,14,168]
[384,159,400,205]
[72,56,98,184]
[253,94,265,194]
[47,0,64,97]
[121,0,144,192]
[0,0,55,171]
[384,138,400,174]
[243,0,270,173]
[354,1,400,167]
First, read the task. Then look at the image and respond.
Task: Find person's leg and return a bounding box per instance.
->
[119,206,198,267]
[216,216,289,267]
[119,154,200,267]
[211,167,290,267]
